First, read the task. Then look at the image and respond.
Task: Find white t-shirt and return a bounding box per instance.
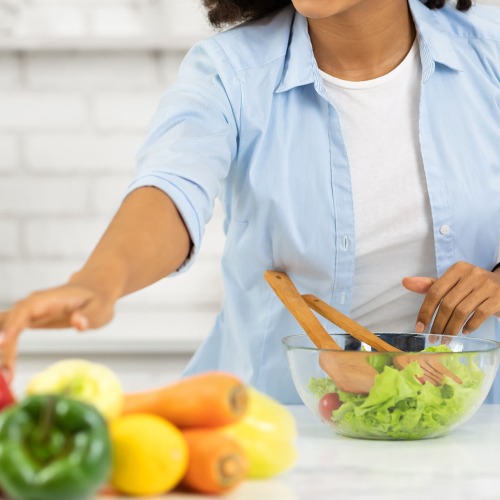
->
[320,41,437,332]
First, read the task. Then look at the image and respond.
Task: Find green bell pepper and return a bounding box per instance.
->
[0,394,112,500]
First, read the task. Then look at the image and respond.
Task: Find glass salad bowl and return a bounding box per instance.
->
[283,333,500,440]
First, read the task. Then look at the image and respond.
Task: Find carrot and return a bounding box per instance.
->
[122,371,248,428]
[98,484,119,497]
[181,429,248,495]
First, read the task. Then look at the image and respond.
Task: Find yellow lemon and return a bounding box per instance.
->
[110,414,189,496]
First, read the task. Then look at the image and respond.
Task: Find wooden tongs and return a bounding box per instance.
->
[265,271,461,395]
[265,270,377,395]
[302,294,462,386]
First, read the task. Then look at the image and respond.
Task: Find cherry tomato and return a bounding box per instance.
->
[318,393,342,421]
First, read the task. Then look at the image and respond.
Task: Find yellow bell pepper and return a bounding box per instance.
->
[26,359,123,421]
[220,386,297,479]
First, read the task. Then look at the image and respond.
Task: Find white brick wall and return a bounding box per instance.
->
[0,260,82,303]
[26,53,160,89]
[0,91,87,130]
[0,0,223,358]
[24,216,111,258]
[0,219,20,257]
[0,54,19,87]
[0,135,19,170]
[0,178,88,215]
[25,134,143,172]
[91,91,161,131]
[88,174,134,213]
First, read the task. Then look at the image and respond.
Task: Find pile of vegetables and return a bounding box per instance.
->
[309,345,485,440]
[0,361,297,499]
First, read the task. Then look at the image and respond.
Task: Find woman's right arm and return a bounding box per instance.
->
[0,186,191,378]
[0,38,240,380]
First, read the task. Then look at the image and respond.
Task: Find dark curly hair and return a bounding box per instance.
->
[201,0,472,28]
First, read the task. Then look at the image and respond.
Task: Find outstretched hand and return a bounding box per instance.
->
[403,261,500,337]
[0,284,116,382]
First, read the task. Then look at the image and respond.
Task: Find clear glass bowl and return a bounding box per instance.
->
[283,333,500,440]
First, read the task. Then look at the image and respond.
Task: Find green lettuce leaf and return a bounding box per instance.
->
[308,345,485,439]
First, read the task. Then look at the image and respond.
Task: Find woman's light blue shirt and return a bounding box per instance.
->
[126,0,500,403]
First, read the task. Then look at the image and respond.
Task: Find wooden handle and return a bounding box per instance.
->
[302,294,402,353]
[264,271,342,351]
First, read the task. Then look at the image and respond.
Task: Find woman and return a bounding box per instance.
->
[0,0,499,403]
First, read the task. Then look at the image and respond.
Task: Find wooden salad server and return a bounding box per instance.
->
[264,270,378,395]
[302,294,462,386]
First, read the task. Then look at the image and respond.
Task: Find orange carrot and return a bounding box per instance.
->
[98,484,119,497]
[122,371,248,428]
[181,429,248,495]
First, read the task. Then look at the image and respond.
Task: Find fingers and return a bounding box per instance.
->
[0,310,10,330]
[70,311,90,331]
[429,281,476,335]
[0,299,44,376]
[1,300,32,345]
[463,298,499,334]
[402,276,436,294]
[72,299,115,330]
[0,300,38,378]
[0,333,17,383]
[415,270,460,333]
[1,288,88,340]
[0,283,117,379]
[0,286,93,374]
[413,262,500,337]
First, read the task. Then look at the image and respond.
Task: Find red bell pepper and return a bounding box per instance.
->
[0,372,15,411]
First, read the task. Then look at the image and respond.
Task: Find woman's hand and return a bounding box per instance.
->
[403,261,500,337]
[0,284,116,382]
[0,188,192,384]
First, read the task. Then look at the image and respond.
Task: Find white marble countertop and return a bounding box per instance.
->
[101,404,500,500]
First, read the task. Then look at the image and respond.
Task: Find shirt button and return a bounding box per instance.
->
[440,224,450,235]
[343,236,349,251]
[340,292,346,305]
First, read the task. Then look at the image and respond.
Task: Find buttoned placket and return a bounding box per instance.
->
[312,73,356,315]
[415,30,455,278]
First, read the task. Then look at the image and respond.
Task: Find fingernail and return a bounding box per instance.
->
[76,315,89,330]
[429,334,439,343]
[415,322,425,333]
[462,329,470,335]
[0,331,4,346]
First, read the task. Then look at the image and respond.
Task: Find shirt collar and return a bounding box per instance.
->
[275,11,317,94]
[275,0,464,94]
[408,0,465,76]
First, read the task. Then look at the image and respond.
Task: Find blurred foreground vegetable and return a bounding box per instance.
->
[110,413,188,496]
[0,372,15,411]
[27,359,123,421]
[220,387,297,478]
[123,371,248,428]
[181,429,248,495]
[0,395,112,500]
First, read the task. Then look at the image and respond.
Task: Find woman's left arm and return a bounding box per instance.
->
[403,261,500,336]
